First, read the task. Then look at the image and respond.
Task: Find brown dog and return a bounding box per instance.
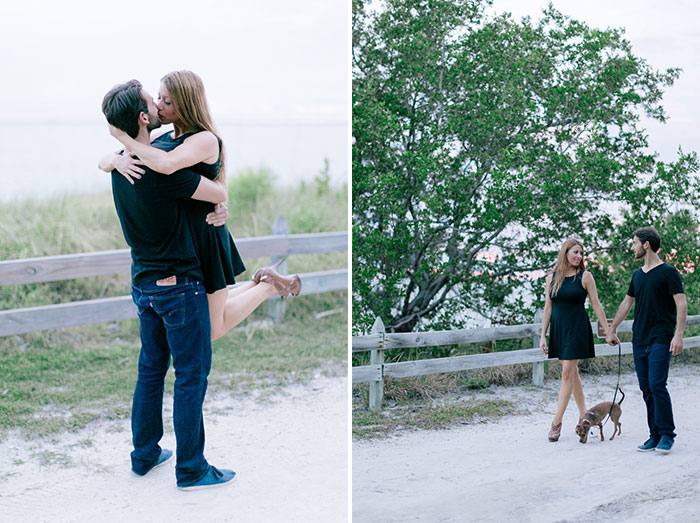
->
[575,389,625,443]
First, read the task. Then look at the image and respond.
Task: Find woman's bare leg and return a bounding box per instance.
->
[571,365,587,419]
[208,282,278,341]
[225,281,256,299]
[552,360,579,425]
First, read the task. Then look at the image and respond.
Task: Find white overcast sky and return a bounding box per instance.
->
[0,1,695,159]
[490,0,700,164]
[0,0,349,124]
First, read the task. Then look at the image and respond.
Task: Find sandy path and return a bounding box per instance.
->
[0,374,348,523]
[353,364,700,523]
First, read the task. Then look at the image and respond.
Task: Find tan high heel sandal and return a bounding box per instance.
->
[548,422,562,442]
[253,259,302,299]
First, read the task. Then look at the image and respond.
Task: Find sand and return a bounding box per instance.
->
[353,364,700,523]
[0,374,348,523]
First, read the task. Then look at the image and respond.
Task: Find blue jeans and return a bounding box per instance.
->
[130,278,212,484]
[633,342,676,440]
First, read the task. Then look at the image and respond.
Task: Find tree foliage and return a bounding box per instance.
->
[353,0,700,333]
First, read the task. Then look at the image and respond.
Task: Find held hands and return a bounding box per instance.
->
[605,330,620,346]
[670,334,684,356]
[113,150,146,185]
[206,203,229,226]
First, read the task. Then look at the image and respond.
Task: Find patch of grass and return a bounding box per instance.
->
[352,345,700,440]
[670,348,700,366]
[0,292,346,438]
[355,369,536,408]
[34,450,73,467]
[0,332,140,437]
[0,171,347,309]
[352,399,514,439]
[0,172,347,438]
[210,291,348,391]
[76,438,94,448]
[226,168,347,238]
[354,335,700,413]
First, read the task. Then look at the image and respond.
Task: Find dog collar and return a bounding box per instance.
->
[585,410,602,426]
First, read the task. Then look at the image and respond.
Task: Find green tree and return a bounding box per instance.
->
[352,0,699,333]
[580,209,700,321]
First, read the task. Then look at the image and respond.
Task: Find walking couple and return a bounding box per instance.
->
[540,227,687,452]
[100,72,302,490]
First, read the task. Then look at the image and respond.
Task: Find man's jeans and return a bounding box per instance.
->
[130,278,211,484]
[633,342,676,440]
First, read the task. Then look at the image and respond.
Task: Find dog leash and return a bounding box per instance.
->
[602,341,622,426]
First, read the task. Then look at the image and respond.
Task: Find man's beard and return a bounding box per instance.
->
[634,248,645,259]
[146,113,162,132]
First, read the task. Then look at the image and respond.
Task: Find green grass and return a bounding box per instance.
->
[352,399,514,439]
[0,292,347,438]
[0,169,347,309]
[0,170,348,438]
[352,342,700,439]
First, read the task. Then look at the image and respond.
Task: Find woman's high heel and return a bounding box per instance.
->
[289,274,302,297]
[548,422,562,442]
[253,258,285,284]
[253,258,302,299]
[261,272,293,299]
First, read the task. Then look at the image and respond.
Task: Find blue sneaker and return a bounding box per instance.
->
[637,438,659,452]
[655,436,674,454]
[177,466,236,491]
[132,448,173,476]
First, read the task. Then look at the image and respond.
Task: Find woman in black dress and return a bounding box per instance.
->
[101,71,301,340]
[539,239,610,442]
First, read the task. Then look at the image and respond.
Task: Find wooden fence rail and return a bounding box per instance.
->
[352,315,700,411]
[1,217,347,337]
[0,232,348,285]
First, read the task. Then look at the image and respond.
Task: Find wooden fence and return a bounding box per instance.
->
[0,215,347,337]
[352,314,700,411]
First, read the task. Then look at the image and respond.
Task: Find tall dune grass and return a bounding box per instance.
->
[0,169,348,436]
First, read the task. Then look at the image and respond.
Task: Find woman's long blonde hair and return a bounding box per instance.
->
[550,238,585,297]
[161,70,226,184]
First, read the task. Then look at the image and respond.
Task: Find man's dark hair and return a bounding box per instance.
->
[634,227,661,252]
[101,80,147,138]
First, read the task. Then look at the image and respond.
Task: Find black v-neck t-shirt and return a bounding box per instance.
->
[111,159,203,287]
[627,263,684,345]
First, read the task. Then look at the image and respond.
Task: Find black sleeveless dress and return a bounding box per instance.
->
[548,271,595,360]
[152,131,246,294]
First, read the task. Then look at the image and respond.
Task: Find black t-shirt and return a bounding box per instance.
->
[627,263,684,345]
[111,161,203,286]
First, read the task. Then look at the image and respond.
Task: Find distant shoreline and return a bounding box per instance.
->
[0,122,348,203]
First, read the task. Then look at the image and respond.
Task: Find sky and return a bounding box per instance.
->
[489,0,700,165]
[0,0,349,125]
[0,0,349,201]
[1,1,696,192]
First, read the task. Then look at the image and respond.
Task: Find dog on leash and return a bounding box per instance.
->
[575,389,625,443]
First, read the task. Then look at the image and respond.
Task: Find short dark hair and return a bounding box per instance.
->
[101,80,147,138]
[634,227,661,252]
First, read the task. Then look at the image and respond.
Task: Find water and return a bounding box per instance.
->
[0,121,348,202]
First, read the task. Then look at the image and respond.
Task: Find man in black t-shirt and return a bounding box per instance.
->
[606,227,687,454]
[101,80,236,490]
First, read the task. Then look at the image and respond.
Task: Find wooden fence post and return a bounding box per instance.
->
[532,309,544,386]
[369,317,385,412]
[268,215,289,323]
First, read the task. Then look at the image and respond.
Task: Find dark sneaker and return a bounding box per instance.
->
[637,438,659,452]
[655,436,674,454]
[177,466,236,491]
[132,448,173,476]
